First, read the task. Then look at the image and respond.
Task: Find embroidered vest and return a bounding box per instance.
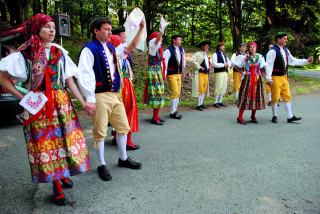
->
[272,45,289,76]
[199,58,210,74]
[214,51,228,73]
[166,45,183,75]
[126,54,135,73]
[84,38,121,93]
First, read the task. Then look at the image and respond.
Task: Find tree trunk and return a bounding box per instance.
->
[0,0,7,21]
[117,1,125,26]
[43,0,48,14]
[218,0,223,42]
[143,0,151,36]
[5,0,30,25]
[263,0,276,53]
[227,0,242,51]
[105,0,109,16]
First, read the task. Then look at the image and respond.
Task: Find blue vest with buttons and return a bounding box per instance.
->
[84,38,121,93]
[166,45,183,75]
[214,51,228,73]
[271,45,289,76]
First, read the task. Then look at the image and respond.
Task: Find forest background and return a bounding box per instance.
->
[1,0,320,109]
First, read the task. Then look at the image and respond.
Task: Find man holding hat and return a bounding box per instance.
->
[189,40,212,111]
[212,42,231,108]
[163,34,186,119]
[231,43,247,100]
[266,32,314,123]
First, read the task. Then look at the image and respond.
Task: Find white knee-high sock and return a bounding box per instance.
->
[175,98,179,112]
[272,102,278,117]
[235,92,239,100]
[116,135,128,161]
[284,101,293,119]
[170,99,175,114]
[197,96,201,106]
[267,93,271,102]
[214,95,219,104]
[200,93,205,105]
[96,140,106,166]
[219,94,224,103]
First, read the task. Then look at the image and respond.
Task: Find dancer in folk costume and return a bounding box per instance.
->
[212,42,231,108]
[110,20,145,150]
[233,42,266,125]
[77,16,142,183]
[142,18,168,125]
[0,14,90,205]
[265,32,313,123]
[189,40,212,111]
[163,34,186,119]
[231,43,247,100]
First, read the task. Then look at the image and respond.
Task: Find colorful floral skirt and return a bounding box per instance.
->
[23,89,90,183]
[237,75,265,110]
[143,65,165,109]
[122,77,138,133]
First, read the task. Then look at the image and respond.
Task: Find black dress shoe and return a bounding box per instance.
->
[196,105,204,111]
[118,157,142,169]
[201,105,208,109]
[251,116,258,123]
[287,115,302,123]
[237,118,247,125]
[112,138,117,145]
[127,144,140,150]
[97,165,112,181]
[170,111,182,119]
[158,117,165,122]
[54,193,67,206]
[268,101,271,106]
[151,118,163,125]
[213,103,221,108]
[60,178,74,188]
[271,116,278,123]
[218,102,227,107]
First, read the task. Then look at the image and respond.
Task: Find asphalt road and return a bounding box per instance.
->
[0,92,319,214]
[289,69,320,79]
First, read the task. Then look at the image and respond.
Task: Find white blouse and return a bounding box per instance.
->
[0,43,78,83]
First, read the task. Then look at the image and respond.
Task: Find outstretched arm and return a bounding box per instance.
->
[125,19,146,54]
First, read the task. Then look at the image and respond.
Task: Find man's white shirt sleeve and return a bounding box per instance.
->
[77,47,96,103]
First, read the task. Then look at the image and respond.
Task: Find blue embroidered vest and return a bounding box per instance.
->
[214,51,228,73]
[166,45,183,75]
[84,38,121,93]
[272,45,289,76]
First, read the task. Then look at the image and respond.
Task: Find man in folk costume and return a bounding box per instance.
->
[163,34,186,119]
[142,17,168,125]
[231,43,247,100]
[266,32,314,123]
[110,21,145,150]
[264,43,277,107]
[189,40,212,111]
[212,42,231,108]
[77,16,142,182]
[0,14,90,206]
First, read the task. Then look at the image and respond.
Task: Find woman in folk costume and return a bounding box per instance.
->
[109,19,145,150]
[189,40,212,111]
[0,14,90,205]
[233,42,266,125]
[142,18,168,125]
